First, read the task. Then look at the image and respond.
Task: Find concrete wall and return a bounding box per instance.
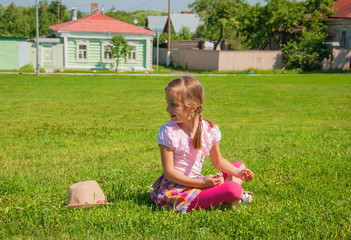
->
[218,50,283,71]
[154,48,282,71]
[154,47,349,71]
[0,40,22,69]
[173,49,220,71]
[323,49,351,70]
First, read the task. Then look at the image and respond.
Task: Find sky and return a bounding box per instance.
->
[1,0,264,13]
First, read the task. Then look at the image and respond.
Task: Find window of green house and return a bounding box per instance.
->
[76,40,89,62]
[102,42,113,63]
[127,43,137,63]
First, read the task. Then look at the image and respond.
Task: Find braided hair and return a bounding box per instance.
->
[166,76,214,150]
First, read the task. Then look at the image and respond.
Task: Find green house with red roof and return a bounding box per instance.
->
[0,12,154,71]
[46,11,154,71]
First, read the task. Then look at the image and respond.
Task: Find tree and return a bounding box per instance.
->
[173,26,194,40]
[0,1,78,38]
[282,31,332,71]
[303,0,335,33]
[153,32,168,47]
[106,10,165,26]
[190,0,244,50]
[110,36,132,71]
[239,0,305,50]
[0,4,5,16]
[0,3,31,37]
[281,0,335,70]
[237,3,267,49]
[48,0,69,23]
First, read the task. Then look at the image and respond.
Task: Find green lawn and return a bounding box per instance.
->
[0,74,350,239]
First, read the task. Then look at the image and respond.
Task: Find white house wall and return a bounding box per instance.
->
[326,20,351,49]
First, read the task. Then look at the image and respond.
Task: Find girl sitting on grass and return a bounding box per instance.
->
[150,76,255,213]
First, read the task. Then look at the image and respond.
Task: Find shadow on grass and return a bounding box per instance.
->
[106,183,159,211]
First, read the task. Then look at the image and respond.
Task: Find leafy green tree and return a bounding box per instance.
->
[38,1,60,36]
[237,3,267,49]
[303,0,335,33]
[48,0,69,23]
[173,26,194,40]
[0,3,31,37]
[265,0,305,48]
[239,0,335,55]
[106,10,165,26]
[239,0,305,50]
[190,0,244,50]
[110,36,132,71]
[0,1,80,38]
[106,11,131,24]
[282,31,332,71]
[153,32,168,47]
[0,4,5,16]
[281,0,335,70]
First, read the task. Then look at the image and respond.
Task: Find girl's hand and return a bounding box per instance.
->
[241,169,255,182]
[203,174,224,187]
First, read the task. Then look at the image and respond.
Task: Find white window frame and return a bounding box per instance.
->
[126,42,138,63]
[76,40,89,62]
[101,42,114,63]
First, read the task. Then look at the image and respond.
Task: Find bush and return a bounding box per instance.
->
[19,64,35,72]
[282,32,332,71]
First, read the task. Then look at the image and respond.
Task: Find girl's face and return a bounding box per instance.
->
[165,89,193,124]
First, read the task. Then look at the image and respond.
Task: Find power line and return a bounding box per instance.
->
[125,0,157,11]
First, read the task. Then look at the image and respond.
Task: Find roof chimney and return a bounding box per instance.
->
[71,7,77,21]
[91,3,98,14]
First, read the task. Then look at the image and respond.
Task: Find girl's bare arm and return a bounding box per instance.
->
[210,143,254,182]
[160,145,222,188]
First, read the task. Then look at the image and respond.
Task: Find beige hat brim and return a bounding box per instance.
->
[66,202,106,208]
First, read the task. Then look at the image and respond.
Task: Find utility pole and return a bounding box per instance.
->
[57,0,60,23]
[156,30,160,71]
[166,0,171,66]
[35,0,40,76]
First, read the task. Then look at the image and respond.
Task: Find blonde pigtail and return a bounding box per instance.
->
[193,106,203,149]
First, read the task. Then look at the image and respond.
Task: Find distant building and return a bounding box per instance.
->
[145,16,168,34]
[146,13,201,35]
[168,13,201,35]
[0,10,154,71]
[326,0,351,49]
[49,11,154,71]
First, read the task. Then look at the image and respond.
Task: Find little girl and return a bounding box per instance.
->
[150,76,254,213]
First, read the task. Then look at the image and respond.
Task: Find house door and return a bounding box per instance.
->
[42,47,53,69]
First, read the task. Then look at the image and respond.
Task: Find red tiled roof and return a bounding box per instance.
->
[330,0,351,19]
[50,12,154,35]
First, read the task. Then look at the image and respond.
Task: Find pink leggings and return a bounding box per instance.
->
[187,161,244,212]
